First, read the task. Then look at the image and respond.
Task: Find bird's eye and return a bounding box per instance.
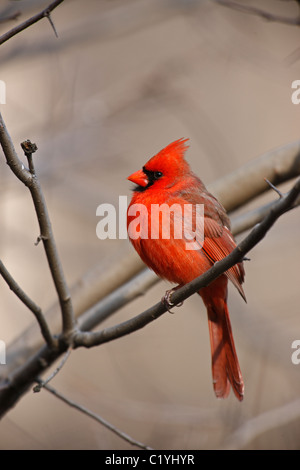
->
[142,167,163,186]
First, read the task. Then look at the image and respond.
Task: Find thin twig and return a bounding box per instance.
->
[38,380,153,450]
[0,259,56,349]
[33,348,71,392]
[45,13,58,38]
[231,192,300,235]
[264,178,283,198]
[0,0,64,46]
[21,139,38,175]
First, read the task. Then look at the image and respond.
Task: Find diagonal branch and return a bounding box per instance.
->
[0,259,55,349]
[2,140,300,384]
[76,188,300,335]
[0,177,299,417]
[1,138,299,389]
[231,187,300,235]
[214,0,300,26]
[73,177,300,348]
[38,380,153,450]
[0,0,64,46]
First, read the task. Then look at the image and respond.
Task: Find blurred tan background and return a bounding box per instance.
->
[0,0,300,450]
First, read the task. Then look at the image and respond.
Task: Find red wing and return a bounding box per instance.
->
[203,219,246,301]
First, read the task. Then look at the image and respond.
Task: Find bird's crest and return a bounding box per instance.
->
[156,138,189,161]
[145,138,190,175]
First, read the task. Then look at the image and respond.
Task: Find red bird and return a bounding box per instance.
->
[127,139,245,401]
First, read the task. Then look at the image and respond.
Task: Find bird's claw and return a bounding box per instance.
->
[161,288,183,314]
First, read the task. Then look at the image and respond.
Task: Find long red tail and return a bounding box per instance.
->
[200,288,244,401]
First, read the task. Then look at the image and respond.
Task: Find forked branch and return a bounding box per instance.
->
[0,113,76,338]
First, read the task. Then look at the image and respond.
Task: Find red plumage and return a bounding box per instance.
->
[127,138,245,401]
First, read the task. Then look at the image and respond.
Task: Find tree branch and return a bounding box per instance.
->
[210,139,300,212]
[0,342,68,416]
[231,188,300,235]
[214,0,300,26]
[0,0,64,46]
[0,113,76,338]
[64,186,300,340]
[77,266,158,333]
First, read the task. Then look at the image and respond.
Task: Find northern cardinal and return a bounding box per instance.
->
[127,138,245,401]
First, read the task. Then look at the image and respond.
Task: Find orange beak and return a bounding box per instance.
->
[127,169,148,188]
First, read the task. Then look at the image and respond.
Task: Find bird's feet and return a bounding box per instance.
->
[161,286,183,314]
